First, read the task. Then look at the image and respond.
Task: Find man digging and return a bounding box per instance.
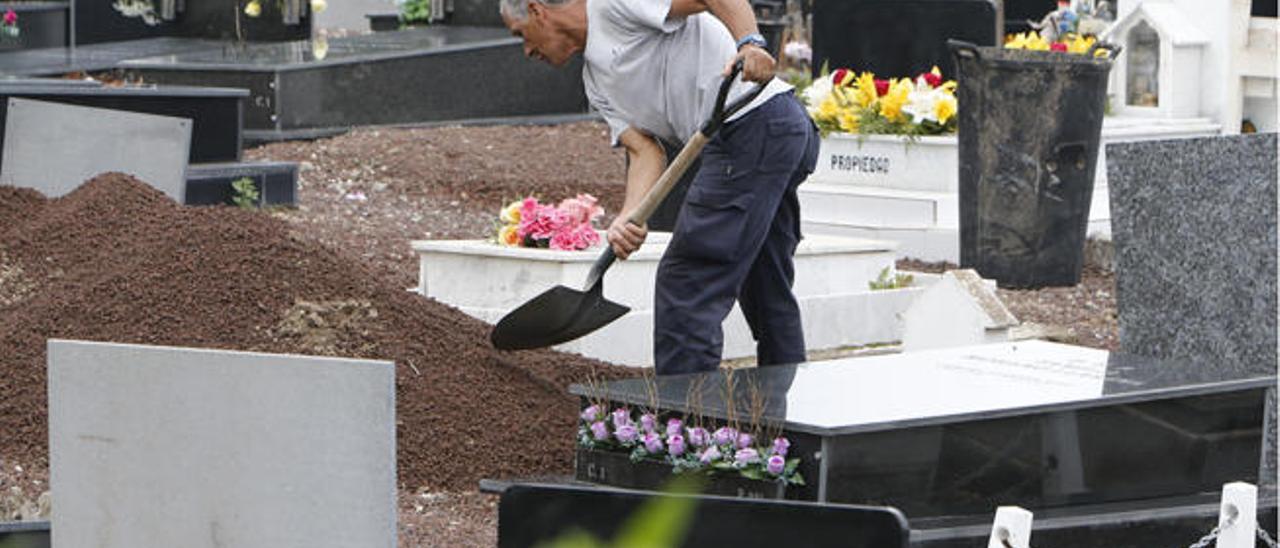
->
[501,0,819,375]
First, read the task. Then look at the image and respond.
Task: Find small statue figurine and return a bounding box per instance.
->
[1076,0,1113,36]
[1029,0,1079,43]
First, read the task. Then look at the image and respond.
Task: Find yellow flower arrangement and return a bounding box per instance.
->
[878,79,912,123]
[1005,31,1111,58]
[800,66,959,137]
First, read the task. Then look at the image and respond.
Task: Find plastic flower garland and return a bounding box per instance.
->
[1005,31,1110,57]
[801,66,958,138]
[578,404,805,486]
[495,194,603,251]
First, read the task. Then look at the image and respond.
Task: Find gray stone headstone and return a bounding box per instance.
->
[1,98,190,201]
[48,340,396,547]
[1107,134,1277,376]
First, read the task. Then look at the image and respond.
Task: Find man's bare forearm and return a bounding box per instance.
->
[618,128,666,224]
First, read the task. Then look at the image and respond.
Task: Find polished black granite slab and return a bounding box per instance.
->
[573,342,1270,436]
[185,161,297,207]
[120,27,588,134]
[498,484,909,548]
[571,342,1273,518]
[121,26,514,70]
[811,0,996,80]
[0,38,224,76]
[0,520,49,548]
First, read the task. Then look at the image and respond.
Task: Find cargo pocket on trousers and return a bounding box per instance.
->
[757,117,810,173]
[672,185,757,263]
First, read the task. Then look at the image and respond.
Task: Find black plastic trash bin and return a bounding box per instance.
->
[949,39,1117,288]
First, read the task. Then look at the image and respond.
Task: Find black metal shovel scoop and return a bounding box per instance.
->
[490,63,766,351]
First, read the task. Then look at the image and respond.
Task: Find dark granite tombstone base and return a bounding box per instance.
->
[498,483,910,548]
[0,80,245,165]
[184,161,298,207]
[366,13,402,32]
[913,494,1278,547]
[120,27,588,134]
[0,520,50,548]
[575,448,794,501]
[571,342,1274,523]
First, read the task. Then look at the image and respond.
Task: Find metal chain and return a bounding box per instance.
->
[987,509,1272,548]
[1259,525,1280,548]
[1187,513,1236,548]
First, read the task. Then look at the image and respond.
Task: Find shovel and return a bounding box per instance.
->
[490,62,766,351]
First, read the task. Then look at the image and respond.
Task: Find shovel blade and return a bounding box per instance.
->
[490,284,631,350]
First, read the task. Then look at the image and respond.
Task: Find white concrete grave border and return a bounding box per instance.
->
[413,232,929,366]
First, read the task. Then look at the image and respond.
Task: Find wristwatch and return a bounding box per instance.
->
[735,33,767,51]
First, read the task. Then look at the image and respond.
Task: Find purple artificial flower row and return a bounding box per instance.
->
[579,404,794,477]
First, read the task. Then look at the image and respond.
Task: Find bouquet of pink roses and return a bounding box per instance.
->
[495,193,604,251]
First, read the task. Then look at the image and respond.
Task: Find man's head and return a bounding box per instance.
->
[500,0,585,67]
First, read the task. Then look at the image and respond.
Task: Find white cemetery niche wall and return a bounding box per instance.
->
[1232,2,1278,133]
[1104,1,1208,119]
[1108,0,1278,133]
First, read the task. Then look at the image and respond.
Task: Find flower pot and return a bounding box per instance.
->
[950,41,1116,288]
[575,447,792,500]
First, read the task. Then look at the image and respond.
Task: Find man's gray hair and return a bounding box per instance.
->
[498,0,572,22]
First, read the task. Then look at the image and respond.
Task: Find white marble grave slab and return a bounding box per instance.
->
[780,341,1110,431]
[47,340,396,548]
[2,98,191,201]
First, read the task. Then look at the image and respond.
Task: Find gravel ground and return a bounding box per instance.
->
[249,123,627,288]
[0,122,1117,546]
[897,259,1119,351]
[250,122,1119,546]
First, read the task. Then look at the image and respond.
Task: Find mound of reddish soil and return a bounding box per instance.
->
[0,173,633,491]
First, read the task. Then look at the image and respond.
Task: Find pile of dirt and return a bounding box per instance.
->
[0,173,633,491]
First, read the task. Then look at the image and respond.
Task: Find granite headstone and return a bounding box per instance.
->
[1,98,190,201]
[47,340,397,547]
[811,0,997,80]
[1107,134,1277,376]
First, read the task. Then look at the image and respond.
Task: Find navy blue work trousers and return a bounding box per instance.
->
[654,92,819,375]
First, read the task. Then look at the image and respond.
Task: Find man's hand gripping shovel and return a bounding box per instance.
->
[489,62,766,351]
